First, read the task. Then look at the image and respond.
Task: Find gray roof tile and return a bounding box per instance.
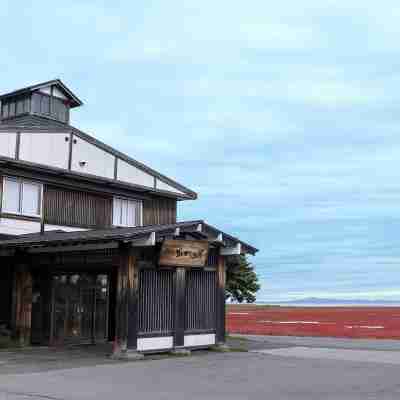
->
[0,220,258,255]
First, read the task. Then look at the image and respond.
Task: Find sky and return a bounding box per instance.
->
[1,1,400,302]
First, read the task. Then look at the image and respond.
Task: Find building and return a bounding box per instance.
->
[0,80,257,357]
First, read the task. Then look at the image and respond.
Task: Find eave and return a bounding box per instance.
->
[0,157,195,201]
[0,79,83,108]
[0,220,259,256]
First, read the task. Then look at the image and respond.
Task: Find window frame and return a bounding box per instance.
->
[52,96,69,123]
[1,176,43,218]
[40,95,51,115]
[112,196,143,228]
[16,97,25,114]
[30,92,70,124]
[8,101,16,117]
[1,102,9,119]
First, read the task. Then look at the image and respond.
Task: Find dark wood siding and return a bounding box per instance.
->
[138,269,175,336]
[43,186,112,229]
[206,247,219,267]
[143,197,177,226]
[185,270,217,332]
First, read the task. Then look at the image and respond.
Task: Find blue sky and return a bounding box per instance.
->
[2,1,400,302]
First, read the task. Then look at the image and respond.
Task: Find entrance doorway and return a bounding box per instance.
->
[51,273,109,345]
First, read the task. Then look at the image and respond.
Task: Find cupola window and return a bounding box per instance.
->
[0,80,80,124]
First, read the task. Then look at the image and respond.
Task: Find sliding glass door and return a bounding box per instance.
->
[51,273,109,345]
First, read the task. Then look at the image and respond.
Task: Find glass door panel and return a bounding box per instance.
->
[53,295,67,344]
[95,274,109,341]
[66,280,82,340]
[81,289,94,340]
[52,273,109,344]
[53,275,68,344]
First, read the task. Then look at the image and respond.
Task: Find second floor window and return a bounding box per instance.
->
[31,92,69,123]
[2,177,42,217]
[113,197,142,227]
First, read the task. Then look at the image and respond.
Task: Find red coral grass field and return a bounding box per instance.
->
[227,305,400,339]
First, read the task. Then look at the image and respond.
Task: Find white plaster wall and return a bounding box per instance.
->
[19,132,70,170]
[71,135,115,179]
[44,225,88,232]
[184,334,216,347]
[0,132,17,158]
[156,179,185,195]
[137,336,174,352]
[0,218,41,235]
[117,159,154,188]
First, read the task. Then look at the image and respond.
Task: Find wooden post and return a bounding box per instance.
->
[216,254,226,345]
[127,248,139,350]
[173,267,186,349]
[112,244,142,359]
[12,263,33,347]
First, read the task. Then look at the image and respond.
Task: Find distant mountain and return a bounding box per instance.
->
[260,297,400,306]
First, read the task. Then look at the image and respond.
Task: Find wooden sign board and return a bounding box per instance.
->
[159,240,209,268]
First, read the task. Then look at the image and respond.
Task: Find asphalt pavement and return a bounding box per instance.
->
[0,336,399,400]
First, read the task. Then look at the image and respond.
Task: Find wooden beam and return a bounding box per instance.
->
[113,244,140,358]
[220,243,241,256]
[127,249,139,350]
[12,261,33,346]
[114,248,129,355]
[126,232,156,247]
[211,233,224,244]
[173,267,186,348]
[216,254,226,344]
[28,242,119,254]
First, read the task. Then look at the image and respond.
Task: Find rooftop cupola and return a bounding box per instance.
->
[0,79,83,124]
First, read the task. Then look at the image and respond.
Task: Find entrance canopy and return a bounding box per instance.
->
[0,220,258,256]
[0,220,257,352]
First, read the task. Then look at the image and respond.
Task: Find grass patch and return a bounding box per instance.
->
[226,335,249,343]
[225,336,250,352]
[228,347,248,352]
[209,345,248,353]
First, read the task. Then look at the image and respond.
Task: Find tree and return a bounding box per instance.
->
[225,255,260,303]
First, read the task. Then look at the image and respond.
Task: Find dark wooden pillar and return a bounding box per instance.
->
[12,262,33,347]
[0,258,13,328]
[31,271,52,345]
[174,267,186,348]
[113,244,139,357]
[216,255,226,344]
[127,249,139,350]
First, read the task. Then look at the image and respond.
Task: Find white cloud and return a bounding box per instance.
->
[3,0,400,302]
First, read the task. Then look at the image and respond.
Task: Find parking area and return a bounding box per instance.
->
[0,337,399,399]
[0,343,119,375]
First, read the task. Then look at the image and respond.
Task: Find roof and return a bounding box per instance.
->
[0,115,197,200]
[0,79,83,108]
[0,114,71,130]
[0,234,14,240]
[0,220,258,255]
